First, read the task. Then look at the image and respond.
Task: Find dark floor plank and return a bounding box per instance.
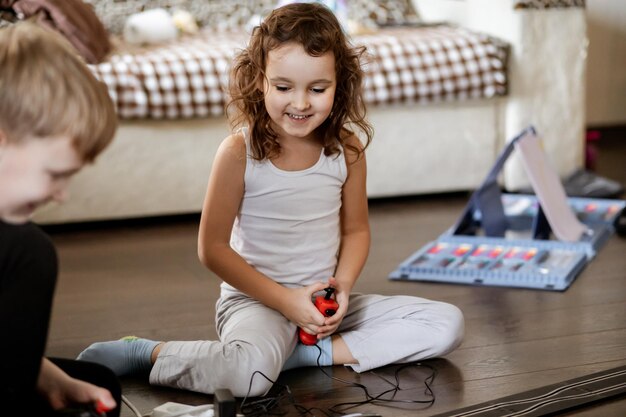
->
[44,130,626,416]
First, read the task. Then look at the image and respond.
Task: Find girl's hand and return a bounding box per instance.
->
[315,277,349,340]
[37,358,116,411]
[280,281,330,336]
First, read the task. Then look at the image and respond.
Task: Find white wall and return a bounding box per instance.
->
[414,0,626,127]
[586,0,626,127]
[414,0,587,189]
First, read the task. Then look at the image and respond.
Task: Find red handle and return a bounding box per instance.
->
[315,295,338,317]
[95,400,112,415]
[298,328,318,345]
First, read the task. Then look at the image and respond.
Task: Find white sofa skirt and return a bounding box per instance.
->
[34,99,505,224]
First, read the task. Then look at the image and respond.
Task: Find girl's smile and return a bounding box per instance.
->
[287,113,311,121]
[263,42,336,143]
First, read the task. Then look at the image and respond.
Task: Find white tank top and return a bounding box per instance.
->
[223,129,348,294]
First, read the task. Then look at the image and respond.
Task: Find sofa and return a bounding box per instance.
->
[29,0,588,224]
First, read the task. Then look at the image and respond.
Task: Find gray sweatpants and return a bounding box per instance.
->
[149,292,464,396]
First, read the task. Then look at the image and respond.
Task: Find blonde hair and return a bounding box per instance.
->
[0,21,117,162]
[228,2,373,161]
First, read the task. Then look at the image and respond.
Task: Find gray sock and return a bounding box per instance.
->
[77,336,160,376]
[283,336,333,371]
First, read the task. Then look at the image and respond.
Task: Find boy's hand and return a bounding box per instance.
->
[37,358,116,412]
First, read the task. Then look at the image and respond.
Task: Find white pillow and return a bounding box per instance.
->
[123,8,178,45]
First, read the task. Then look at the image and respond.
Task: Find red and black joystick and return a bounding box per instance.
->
[298,287,339,345]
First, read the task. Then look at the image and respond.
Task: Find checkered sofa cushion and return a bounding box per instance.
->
[88,24,509,120]
[91,31,247,119]
[361,26,508,105]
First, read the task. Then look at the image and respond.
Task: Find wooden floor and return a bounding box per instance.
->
[45,131,626,417]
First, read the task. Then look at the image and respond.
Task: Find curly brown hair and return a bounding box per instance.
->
[227,2,373,161]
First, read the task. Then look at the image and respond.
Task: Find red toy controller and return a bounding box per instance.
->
[57,400,112,416]
[298,287,339,345]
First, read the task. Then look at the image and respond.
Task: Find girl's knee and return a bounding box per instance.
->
[222,366,276,397]
[233,370,274,397]
[432,302,465,355]
[218,342,281,397]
